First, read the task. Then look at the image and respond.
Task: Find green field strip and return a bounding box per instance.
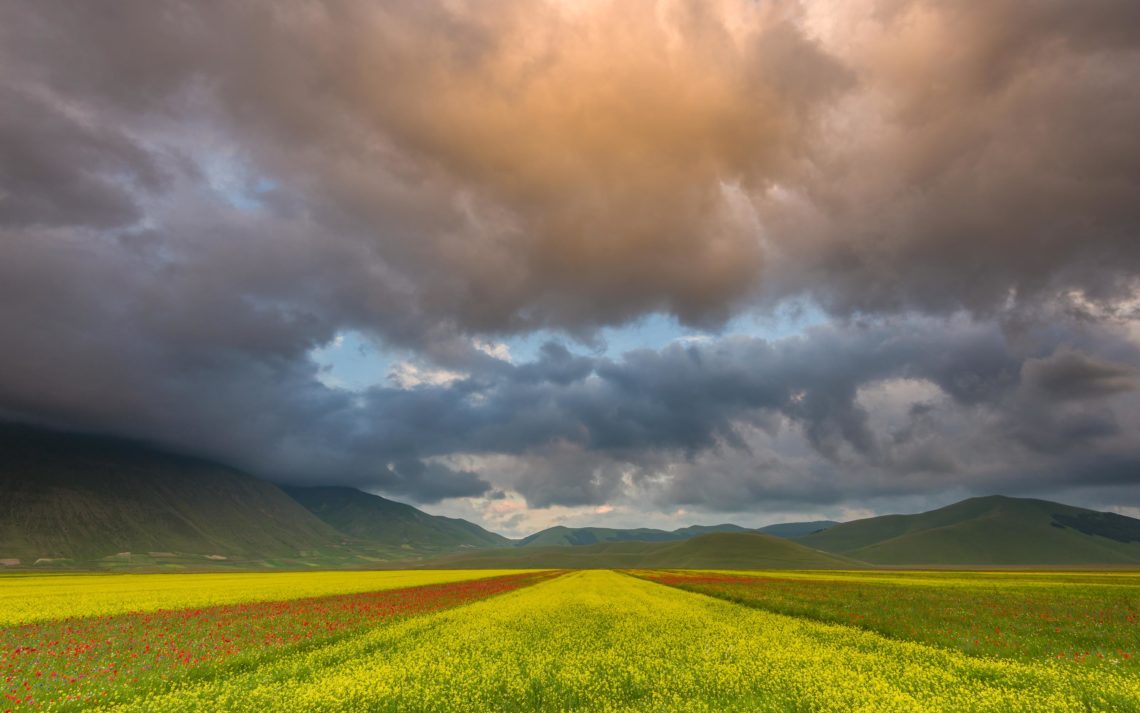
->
[632,569,1140,669]
[687,567,1140,588]
[108,570,1139,712]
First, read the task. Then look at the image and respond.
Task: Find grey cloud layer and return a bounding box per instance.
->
[1,0,1139,509]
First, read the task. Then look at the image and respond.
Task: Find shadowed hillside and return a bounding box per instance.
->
[283,485,511,551]
[0,423,343,563]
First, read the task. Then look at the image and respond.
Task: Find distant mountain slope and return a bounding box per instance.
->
[0,423,343,563]
[282,486,511,551]
[516,521,838,548]
[516,526,688,547]
[671,524,754,538]
[799,496,1140,565]
[757,521,840,538]
[427,532,861,569]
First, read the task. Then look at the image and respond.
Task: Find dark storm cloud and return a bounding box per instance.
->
[1,0,1139,510]
[1021,349,1139,402]
[277,314,1137,508]
[0,88,166,228]
[376,461,490,503]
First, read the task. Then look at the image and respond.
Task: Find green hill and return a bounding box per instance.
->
[799,495,1140,565]
[516,526,685,547]
[671,524,754,538]
[0,423,346,564]
[425,532,861,569]
[282,485,511,552]
[516,521,838,548]
[756,521,840,538]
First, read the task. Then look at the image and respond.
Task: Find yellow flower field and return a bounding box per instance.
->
[0,569,526,626]
[102,570,1139,712]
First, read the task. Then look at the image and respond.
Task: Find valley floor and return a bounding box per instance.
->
[2,569,1137,711]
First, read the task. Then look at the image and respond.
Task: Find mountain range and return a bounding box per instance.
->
[422,532,859,570]
[2,422,1138,569]
[514,520,837,548]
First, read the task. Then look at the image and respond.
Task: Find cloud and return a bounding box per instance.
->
[300,314,1140,508]
[0,88,167,228]
[1,0,1139,514]
[3,1,1138,337]
[1021,348,1139,401]
[775,0,1140,316]
[388,362,468,389]
[378,460,490,504]
[410,312,1140,511]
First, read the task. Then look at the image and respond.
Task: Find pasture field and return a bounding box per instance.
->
[3,569,1138,711]
[636,569,1140,668]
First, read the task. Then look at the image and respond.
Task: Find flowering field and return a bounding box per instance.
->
[3,568,1138,711]
[635,568,1140,668]
[1,571,556,710]
[0,569,529,627]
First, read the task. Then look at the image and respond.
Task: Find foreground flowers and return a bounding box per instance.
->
[107,571,1140,712]
[3,568,1137,711]
[1,570,557,710]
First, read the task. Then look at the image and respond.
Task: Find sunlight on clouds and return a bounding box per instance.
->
[473,339,513,362]
[856,378,946,430]
[388,361,468,389]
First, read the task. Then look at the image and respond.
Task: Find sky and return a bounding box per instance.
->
[1,0,1139,537]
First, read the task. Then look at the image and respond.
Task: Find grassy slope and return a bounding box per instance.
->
[424,532,861,569]
[0,424,343,562]
[799,495,1140,565]
[282,485,511,551]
